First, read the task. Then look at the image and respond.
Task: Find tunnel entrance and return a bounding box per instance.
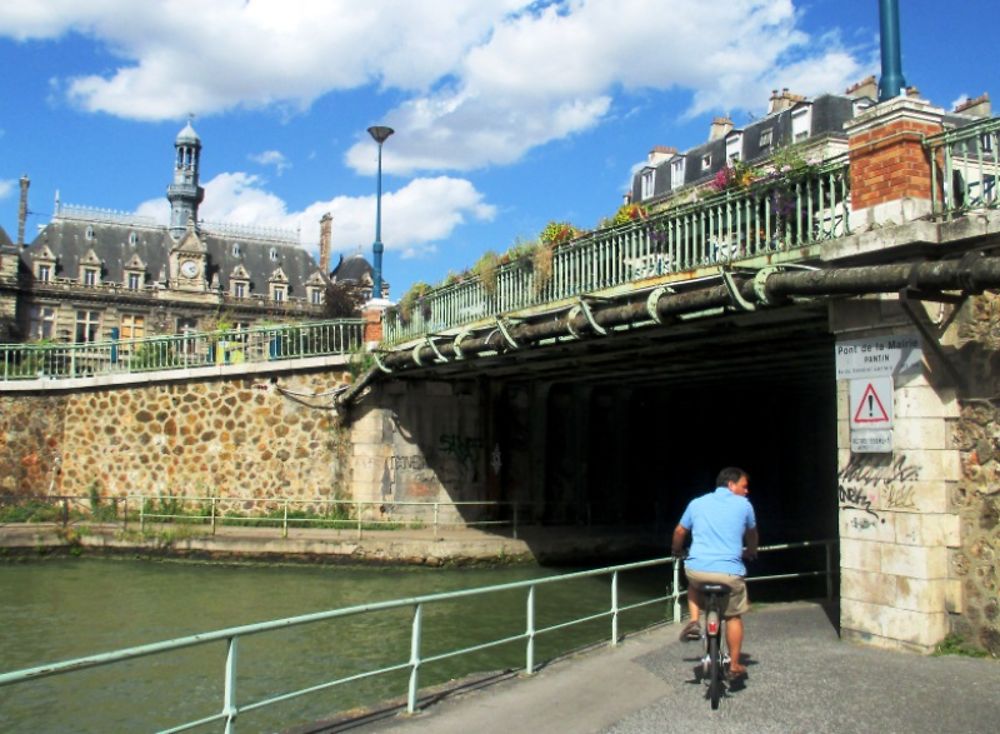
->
[491,305,839,547]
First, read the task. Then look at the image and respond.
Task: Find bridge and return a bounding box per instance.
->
[2,96,1000,660]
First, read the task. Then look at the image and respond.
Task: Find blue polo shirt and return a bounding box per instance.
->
[679,487,756,576]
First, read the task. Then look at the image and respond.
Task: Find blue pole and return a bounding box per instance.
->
[877,0,906,102]
[367,126,394,300]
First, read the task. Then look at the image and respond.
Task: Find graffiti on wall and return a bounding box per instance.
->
[837,453,921,523]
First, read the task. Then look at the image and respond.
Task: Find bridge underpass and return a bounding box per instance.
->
[377,299,839,552]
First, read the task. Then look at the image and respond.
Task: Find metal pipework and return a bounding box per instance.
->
[877,0,907,101]
[362,253,1000,377]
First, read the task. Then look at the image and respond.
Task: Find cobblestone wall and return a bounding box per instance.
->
[0,370,351,503]
[953,292,1000,656]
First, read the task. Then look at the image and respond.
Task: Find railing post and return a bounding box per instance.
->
[122,497,128,531]
[611,570,619,646]
[282,499,289,539]
[223,636,239,734]
[672,556,682,623]
[356,502,362,540]
[525,585,536,675]
[407,604,422,714]
[139,498,145,533]
[433,503,439,540]
[211,498,217,535]
[61,498,68,527]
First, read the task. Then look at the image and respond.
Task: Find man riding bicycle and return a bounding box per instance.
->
[671,466,758,678]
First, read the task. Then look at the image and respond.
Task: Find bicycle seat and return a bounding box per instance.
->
[700,583,732,595]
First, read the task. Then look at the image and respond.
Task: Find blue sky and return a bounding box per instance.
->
[1,0,998,299]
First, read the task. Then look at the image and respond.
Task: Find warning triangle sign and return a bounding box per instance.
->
[853,382,890,423]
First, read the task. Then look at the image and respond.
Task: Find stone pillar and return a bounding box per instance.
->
[362,303,384,346]
[845,96,944,231]
[17,176,29,247]
[833,300,962,653]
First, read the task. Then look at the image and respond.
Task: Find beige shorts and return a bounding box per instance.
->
[684,569,749,617]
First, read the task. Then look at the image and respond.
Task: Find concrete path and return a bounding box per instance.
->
[334,602,1000,734]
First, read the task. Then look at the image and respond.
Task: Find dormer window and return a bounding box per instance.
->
[701,153,712,172]
[85,225,95,240]
[233,281,246,299]
[37,264,51,283]
[640,168,656,200]
[272,285,286,302]
[725,132,743,164]
[671,157,686,190]
[82,267,99,287]
[269,248,278,261]
[128,232,138,246]
[792,106,812,142]
[127,272,142,290]
[759,128,773,149]
[309,287,324,305]
[232,242,241,257]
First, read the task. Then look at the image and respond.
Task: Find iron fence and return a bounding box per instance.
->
[0,540,835,732]
[0,319,363,382]
[927,116,1000,220]
[383,157,851,344]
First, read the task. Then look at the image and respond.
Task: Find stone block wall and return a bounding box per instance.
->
[0,369,352,507]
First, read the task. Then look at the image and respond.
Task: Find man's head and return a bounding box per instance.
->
[717,467,749,497]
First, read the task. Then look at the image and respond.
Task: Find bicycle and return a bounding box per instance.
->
[698,582,732,710]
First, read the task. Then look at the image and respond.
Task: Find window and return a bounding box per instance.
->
[75,310,101,343]
[791,107,811,142]
[725,133,742,165]
[177,317,198,355]
[671,157,686,190]
[37,264,51,283]
[759,128,773,148]
[269,248,278,261]
[232,243,242,257]
[127,272,142,290]
[640,168,656,200]
[310,288,323,305]
[29,306,56,340]
[82,267,98,287]
[85,225,95,240]
[273,286,286,302]
[233,281,246,299]
[701,153,712,171]
[981,133,995,154]
[128,232,138,246]
[120,313,145,341]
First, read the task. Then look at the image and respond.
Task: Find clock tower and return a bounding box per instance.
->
[169,224,208,292]
[167,120,205,240]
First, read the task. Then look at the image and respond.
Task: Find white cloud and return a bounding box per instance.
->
[2,1,870,171]
[248,150,291,176]
[133,171,496,255]
[0,179,15,199]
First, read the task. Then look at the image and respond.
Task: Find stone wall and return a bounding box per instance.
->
[0,369,352,506]
[952,292,1000,655]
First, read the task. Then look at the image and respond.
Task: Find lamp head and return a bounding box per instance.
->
[367,126,395,144]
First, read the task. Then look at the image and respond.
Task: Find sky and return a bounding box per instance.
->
[1,0,998,300]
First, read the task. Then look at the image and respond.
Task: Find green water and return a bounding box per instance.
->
[0,557,669,733]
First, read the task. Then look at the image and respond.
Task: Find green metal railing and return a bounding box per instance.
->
[0,540,834,732]
[927,116,1000,220]
[0,319,363,382]
[384,158,851,344]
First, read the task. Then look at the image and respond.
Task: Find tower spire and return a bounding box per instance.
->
[166,117,205,238]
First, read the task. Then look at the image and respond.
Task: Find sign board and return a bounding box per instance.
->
[851,430,893,453]
[849,377,893,429]
[835,333,922,379]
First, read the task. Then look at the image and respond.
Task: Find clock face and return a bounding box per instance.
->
[180,259,199,278]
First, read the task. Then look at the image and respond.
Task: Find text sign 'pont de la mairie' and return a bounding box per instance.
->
[835,333,921,454]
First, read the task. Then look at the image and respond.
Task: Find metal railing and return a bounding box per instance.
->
[0,319,363,381]
[0,540,835,732]
[383,158,851,344]
[928,116,1000,220]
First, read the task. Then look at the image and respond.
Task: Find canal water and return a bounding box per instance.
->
[0,557,669,733]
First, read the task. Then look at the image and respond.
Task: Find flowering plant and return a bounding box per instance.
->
[539,221,582,246]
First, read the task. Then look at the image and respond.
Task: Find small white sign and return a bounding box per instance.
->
[849,376,894,429]
[835,333,922,379]
[851,430,893,453]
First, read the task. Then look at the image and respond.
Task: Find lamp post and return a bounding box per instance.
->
[367,125,394,300]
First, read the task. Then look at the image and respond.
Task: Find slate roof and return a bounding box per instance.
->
[0,225,12,249]
[21,216,324,297]
[331,253,374,283]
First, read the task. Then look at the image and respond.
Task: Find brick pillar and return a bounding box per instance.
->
[845,96,944,231]
[362,303,385,346]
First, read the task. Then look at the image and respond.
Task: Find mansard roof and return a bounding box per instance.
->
[21,213,325,296]
[0,226,12,249]
[331,253,374,283]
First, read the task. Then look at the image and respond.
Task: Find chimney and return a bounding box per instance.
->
[319,212,332,274]
[954,93,992,119]
[768,88,806,115]
[17,175,29,246]
[846,76,878,100]
[709,117,733,142]
[647,145,677,166]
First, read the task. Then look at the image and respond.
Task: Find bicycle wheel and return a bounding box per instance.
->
[708,634,722,709]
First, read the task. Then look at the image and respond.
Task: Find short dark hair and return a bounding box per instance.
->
[717,467,748,487]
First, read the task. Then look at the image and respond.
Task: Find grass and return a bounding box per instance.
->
[933,633,987,658]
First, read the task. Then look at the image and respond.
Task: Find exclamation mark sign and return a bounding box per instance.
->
[868,394,874,417]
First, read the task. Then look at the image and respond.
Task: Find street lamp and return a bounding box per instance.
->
[367,125,394,300]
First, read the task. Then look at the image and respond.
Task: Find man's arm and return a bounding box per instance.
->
[743,526,759,561]
[671,524,689,558]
